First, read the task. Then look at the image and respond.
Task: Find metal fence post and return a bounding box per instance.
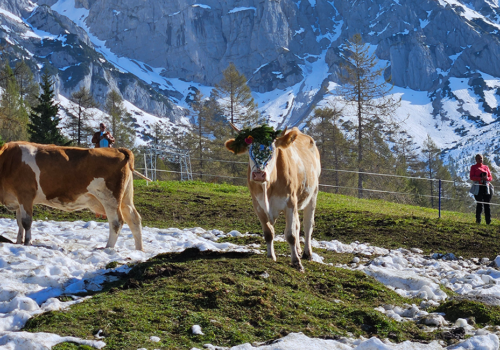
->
[439,179,442,219]
[144,154,148,187]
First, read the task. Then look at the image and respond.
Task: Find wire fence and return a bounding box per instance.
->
[135,157,499,220]
[321,168,456,183]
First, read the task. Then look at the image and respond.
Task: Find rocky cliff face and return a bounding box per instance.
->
[0,0,186,126]
[5,0,499,102]
[1,0,500,164]
[51,0,500,93]
[34,0,500,127]
[79,0,316,87]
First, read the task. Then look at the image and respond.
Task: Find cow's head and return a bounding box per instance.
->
[225,124,298,183]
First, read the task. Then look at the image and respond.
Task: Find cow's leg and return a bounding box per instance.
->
[253,200,276,261]
[19,204,33,246]
[103,204,123,249]
[302,192,318,261]
[121,203,143,250]
[15,208,25,244]
[87,179,124,249]
[285,198,303,272]
[295,213,302,257]
[263,220,276,261]
[121,178,143,250]
[261,212,277,261]
[91,195,124,249]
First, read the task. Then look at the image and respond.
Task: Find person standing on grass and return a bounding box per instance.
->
[470,154,493,224]
[92,123,115,148]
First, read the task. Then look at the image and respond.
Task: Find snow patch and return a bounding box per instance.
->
[419,18,430,28]
[0,8,24,24]
[192,4,211,9]
[228,7,257,14]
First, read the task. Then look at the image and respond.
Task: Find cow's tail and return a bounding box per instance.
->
[133,170,152,182]
[118,148,153,182]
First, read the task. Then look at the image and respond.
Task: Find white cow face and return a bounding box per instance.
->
[248,141,277,183]
[225,127,299,183]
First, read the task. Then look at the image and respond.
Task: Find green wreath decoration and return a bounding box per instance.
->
[231,124,282,154]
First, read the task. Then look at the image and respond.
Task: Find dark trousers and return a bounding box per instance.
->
[474,185,492,224]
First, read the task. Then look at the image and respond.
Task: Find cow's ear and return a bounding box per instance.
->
[275,129,299,149]
[225,139,248,154]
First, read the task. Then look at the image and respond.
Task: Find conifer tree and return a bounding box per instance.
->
[67,86,98,146]
[187,91,245,181]
[136,121,171,181]
[183,91,240,181]
[149,121,168,145]
[13,60,38,108]
[337,34,401,198]
[27,71,67,145]
[159,125,196,181]
[189,89,215,174]
[0,64,28,141]
[213,63,259,128]
[421,135,451,208]
[104,89,135,149]
[306,106,353,193]
[388,128,426,205]
[391,129,421,175]
[209,96,246,179]
[446,155,474,212]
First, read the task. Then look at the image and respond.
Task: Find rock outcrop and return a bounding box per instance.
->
[1,0,500,158]
[27,0,500,97]
[0,1,185,123]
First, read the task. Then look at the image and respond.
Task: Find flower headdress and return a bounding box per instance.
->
[230,124,282,154]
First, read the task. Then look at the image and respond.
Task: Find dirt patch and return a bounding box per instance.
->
[155,247,256,263]
[438,327,465,341]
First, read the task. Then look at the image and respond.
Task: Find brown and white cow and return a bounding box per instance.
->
[0,141,147,250]
[225,127,321,271]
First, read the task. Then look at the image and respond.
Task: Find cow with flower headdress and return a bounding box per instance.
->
[225,124,321,272]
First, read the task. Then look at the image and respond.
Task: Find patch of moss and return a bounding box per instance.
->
[26,248,429,349]
[105,261,120,269]
[434,299,500,326]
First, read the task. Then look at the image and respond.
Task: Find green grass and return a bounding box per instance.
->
[1,180,494,259]
[25,249,431,349]
[2,180,500,348]
[433,299,500,327]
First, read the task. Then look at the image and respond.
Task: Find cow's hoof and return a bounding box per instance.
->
[302,252,313,261]
[291,261,304,272]
[267,254,277,261]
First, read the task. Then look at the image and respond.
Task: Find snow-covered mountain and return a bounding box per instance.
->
[2,0,500,174]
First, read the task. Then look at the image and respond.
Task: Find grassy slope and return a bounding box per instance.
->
[3,180,497,259]
[25,249,429,350]
[5,180,500,349]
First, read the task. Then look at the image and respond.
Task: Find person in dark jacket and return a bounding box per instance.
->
[92,123,115,148]
[470,153,493,224]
